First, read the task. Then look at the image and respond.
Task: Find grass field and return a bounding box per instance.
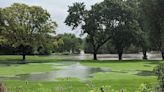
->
[81,60,159,91]
[0,55,162,92]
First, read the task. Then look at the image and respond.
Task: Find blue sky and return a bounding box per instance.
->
[0,0,103,37]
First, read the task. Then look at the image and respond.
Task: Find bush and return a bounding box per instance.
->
[155,63,164,92]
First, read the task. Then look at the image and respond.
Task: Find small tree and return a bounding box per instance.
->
[0,3,57,61]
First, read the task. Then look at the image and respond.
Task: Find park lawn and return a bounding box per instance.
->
[80,60,160,91]
[80,60,159,71]
[89,72,157,91]
[5,79,90,92]
[4,78,157,92]
[0,55,62,64]
[0,56,162,92]
[0,63,56,77]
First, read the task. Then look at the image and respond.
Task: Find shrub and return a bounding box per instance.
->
[155,63,164,92]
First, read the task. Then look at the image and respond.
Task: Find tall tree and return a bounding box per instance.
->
[0,3,57,61]
[127,0,150,60]
[141,0,164,60]
[65,2,113,60]
[102,0,141,60]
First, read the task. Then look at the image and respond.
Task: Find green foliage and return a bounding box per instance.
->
[3,81,156,92]
[0,3,57,60]
[155,63,164,92]
[136,83,153,92]
[36,35,55,55]
[140,0,164,59]
[105,0,142,60]
[66,1,122,60]
[54,33,83,54]
[65,0,142,60]
[84,38,116,54]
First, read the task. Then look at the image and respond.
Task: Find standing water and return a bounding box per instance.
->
[0,62,110,81]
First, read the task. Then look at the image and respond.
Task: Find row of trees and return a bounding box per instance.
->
[0,0,164,61]
[65,0,164,60]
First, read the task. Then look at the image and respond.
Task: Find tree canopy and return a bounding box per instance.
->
[140,0,164,60]
[54,33,83,54]
[65,0,141,60]
[0,3,57,61]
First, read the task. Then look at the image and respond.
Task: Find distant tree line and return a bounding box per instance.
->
[53,33,83,54]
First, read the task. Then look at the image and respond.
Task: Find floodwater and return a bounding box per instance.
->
[0,52,162,81]
[0,62,110,81]
[47,52,162,60]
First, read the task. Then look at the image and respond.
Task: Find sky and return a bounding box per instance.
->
[0,0,103,37]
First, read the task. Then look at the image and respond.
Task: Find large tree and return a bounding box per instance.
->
[0,3,57,61]
[125,0,150,60]
[98,0,141,60]
[141,0,164,60]
[65,2,113,60]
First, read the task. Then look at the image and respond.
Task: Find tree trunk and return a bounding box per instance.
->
[118,49,123,60]
[22,53,26,61]
[142,50,148,60]
[93,50,97,60]
[118,52,123,60]
[161,50,164,60]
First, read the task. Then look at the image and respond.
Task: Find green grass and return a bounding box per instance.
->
[4,80,90,92]
[81,60,158,71]
[0,63,55,77]
[3,78,157,92]
[0,56,162,92]
[0,55,62,64]
[80,60,160,91]
[89,72,157,91]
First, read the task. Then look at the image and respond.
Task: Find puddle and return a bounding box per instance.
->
[0,62,111,81]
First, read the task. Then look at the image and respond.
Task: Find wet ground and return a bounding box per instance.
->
[0,62,111,81]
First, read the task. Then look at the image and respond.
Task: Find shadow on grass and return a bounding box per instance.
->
[80,60,162,64]
[0,59,64,64]
[135,70,155,76]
